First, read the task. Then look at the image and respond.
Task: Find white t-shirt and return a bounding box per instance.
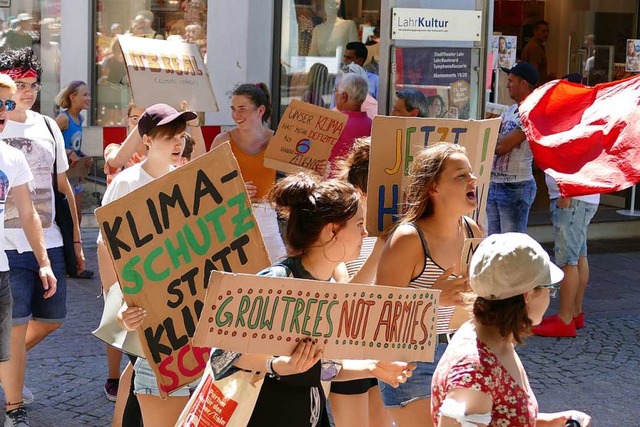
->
[2,111,69,253]
[545,173,600,205]
[97,162,156,244]
[491,104,534,183]
[0,141,34,270]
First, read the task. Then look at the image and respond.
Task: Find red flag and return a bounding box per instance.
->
[519,75,640,197]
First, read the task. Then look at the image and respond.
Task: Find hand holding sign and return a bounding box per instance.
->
[272,338,323,377]
[368,360,416,388]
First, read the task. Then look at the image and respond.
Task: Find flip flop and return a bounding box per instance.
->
[74,269,95,279]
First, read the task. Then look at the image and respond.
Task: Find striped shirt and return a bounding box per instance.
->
[345,236,377,280]
[406,219,474,335]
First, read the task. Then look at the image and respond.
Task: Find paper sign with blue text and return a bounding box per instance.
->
[194,271,441,362]
[96,143,271,396]
[264,99,347,174]
[366,116,500,236]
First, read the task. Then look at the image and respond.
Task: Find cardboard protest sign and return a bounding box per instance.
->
[366,116,500,236]
[194,271,441,362]
[117,34,218,111]
[96,143,271,395]
[460,238,484,276]
[264,99,347,174]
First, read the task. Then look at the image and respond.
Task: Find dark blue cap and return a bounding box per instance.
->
[501,61,539,86]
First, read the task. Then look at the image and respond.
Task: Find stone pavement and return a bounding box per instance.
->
[0,229,639,426]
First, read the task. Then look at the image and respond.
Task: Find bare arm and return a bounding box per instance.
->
[494,128,526,156]
[350,237,385,284]
[437,388,492,427]
[97,240,118,294]
[374,225,424,288]
[536,412,591,427]
[189,124,207,159]
[234,338,322,377]
[13,183,57,298]
[57,172,85,272]
[104,126,144,170]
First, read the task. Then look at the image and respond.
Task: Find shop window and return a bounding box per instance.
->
[93,0,208,126]
[279,0,381,120]
[0,2,62,118]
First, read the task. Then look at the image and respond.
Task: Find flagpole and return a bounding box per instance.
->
[617,185,640,217]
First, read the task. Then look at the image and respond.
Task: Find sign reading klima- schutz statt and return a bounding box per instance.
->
[392,8,482,42]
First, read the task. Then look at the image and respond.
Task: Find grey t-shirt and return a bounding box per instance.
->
[491,104,534,183]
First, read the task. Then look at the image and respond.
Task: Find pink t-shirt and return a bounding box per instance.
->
[328,110,372,170]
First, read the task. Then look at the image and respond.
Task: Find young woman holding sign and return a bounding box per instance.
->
[100,103,197,427]
[210,173,415,427]
[374,142,482,427]
[210,83,287,262]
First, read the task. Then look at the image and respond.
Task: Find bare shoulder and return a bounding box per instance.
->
[385,223,423,256]
[463,216,484,238]
[55,113,69,130]
[211,131,231,150]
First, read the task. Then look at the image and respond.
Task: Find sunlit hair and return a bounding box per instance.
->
[473,293,536,345]
[55,80,87,109]
[401,142,467,224]
[233,82,272,123]
[269,173,360,256]
[334,137,370,194]
[0,74,17,93]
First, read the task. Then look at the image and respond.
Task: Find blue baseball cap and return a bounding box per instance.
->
[501,61,539,86]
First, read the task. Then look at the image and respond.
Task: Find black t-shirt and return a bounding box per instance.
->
[249,258,330,427]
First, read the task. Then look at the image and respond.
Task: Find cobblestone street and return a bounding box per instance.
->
[1,230,639,426]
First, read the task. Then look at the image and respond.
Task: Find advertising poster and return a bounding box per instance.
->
[96,143,271,395]
[366,116,501,236]
[491,35,517,69]
[625,39,640,72]
[117,34,218,111]
[395,47,472,119]
[264,99,347,174]
[194,271,441,362]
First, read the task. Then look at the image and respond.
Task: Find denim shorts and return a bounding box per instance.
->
[378,343,447,408]
[7,247,67,325]
[133,357,199,397]
[0,272,13,362]
[487,180,537,235]
[551,198,598,267]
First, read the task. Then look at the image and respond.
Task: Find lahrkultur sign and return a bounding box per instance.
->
[392,8,482,42]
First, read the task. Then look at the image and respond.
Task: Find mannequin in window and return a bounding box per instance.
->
[308,0,358,57]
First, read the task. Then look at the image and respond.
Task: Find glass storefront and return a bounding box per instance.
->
[278,0,381,120]
[93,0,208,126]
[0,0,62,118]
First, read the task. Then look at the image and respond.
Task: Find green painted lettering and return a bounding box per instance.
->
[280,296,296,331]
[301,298,317,335]
[183,218,212,256]
[247,296,264,329]
[324,301,339,338]
[143,247,169,282]
[215,296,234,327]
[165,230,191,269]
[204,206,227,243]
[227,193,255,238]
[234,295,251,328]
[121,256,143,294]
[312,300,328,337]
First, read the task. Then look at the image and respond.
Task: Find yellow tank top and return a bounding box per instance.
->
[229,136,276,201]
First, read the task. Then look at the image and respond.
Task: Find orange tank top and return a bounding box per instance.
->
[229,135,276,201]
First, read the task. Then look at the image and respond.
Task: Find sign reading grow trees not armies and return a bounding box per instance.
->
[96,144,271,396]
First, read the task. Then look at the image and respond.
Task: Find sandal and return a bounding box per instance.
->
[74,269,95,279]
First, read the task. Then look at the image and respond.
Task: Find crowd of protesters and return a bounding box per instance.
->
[0,39,595,427]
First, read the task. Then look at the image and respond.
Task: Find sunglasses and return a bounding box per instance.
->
[536,283,560,298]
[0,99,16,111]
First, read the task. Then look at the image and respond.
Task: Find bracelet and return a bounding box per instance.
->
[188,124,200,128]
[266,357,280,380]
[73,241,82,244]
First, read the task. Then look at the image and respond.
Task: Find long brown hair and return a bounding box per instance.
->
[401,142,467,224]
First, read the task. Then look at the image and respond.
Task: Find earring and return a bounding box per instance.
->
[322,238,346,263]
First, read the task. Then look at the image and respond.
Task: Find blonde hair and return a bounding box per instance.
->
[55,80,87,109]
[0,74,17,93]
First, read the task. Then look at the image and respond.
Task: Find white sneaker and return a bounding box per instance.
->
[21,386,34,405]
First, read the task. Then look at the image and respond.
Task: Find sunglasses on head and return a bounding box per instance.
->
[0,99,16,111]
